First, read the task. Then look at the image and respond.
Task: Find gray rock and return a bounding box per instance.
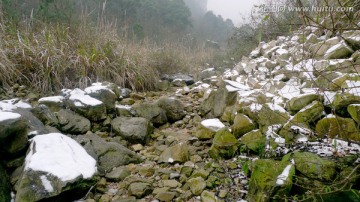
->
[56,109,91,134]
[188,177,206,196]
[128,182,153,198]
[31,104,59,127]
[158,142,189,163]
[85,83,118,112]
[161,74,195,86]
[200,86,237,118]
[105,167,131,182]
[157,97,186,122]
[133,103,168,126]
[111,117,153,144]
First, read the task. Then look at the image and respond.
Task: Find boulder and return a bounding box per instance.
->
[282,152,336,181]
[240,130,266,153]
[200,190,216,202]
[348,104,360,124]
[324,41,354,59]
[231,114,256,138]
[15,133,98,202]
[74,132,142,172]
[111,117,153,144]
[38,96,65,112]
[158,142,189,163]
[156,97,186,122]
[105,167,131,182]
[56,109,91,134]
[0,110,28,156]
[31,104,59,127]
[331,93,360,112]
[285,93,320,113]
[258,103,290,128]
[133,103,167,126]
[161,74,195,86]
[84,83,118,112]
[343,30,360,50]
[0,165,11,202]
[315,115,360,141]
[195,118,225,140]
[67,88,107,121]
[208,128,238,159]
[248,159,294,202]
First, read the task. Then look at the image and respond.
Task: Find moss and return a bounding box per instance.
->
[315,116,360,141]
[231,114,256,138]
[332,93,360,111]
[348,104,360,124]
[286,94,320,113]
[240,130,266,154]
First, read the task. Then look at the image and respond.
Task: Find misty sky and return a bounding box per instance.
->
[208,0,262,25]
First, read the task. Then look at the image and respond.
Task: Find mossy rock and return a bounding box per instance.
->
[282,152,336,181]
[332,93,360,112]
[158,142,189,163]
[133,103,168,126]
[240,130,266,153]
[348,104,360,124]
[200,87,237,118]
[279,121,313,142]
[286,94,321,113]
[220,106,236,123]
[315,116,360,141]
[248,159,295,202]
[0,165,11,202]
[258,103,290,128]
[231,114,256,138]
[208,128,238,159]
[188,177,206,196]
[291,101,324,124]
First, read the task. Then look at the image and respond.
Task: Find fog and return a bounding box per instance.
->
[208,0,262,25]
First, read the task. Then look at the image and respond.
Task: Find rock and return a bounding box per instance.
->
[285,93,320,113]
[68,88,107,121]
[283,152,336,181]
[291,101,324,123]
[310,37,341,58]
[111,117,153,144]
[115,104,135,117]
[315,115,360,141]
[188,177,206,196]
[258,103,290,128]
[0,165,11,202]
[248,159,294,202]
[208,128,238,159]
[0,110,28,156]
[158,142,189,163]
[84,83,118,112]
[199,68,217,80]
[200,190,216,202]
[162,74,195,86]
[31,104,59,127]
[119,98,135,105]
[324,40,354,59]
[128,183,153,198]
[231,114,256,138]
[155,191,177,202]
[56,109,91,134]
[343,30,360,50]
[133,103,167,126]
[195,118,225,140]
[15,133,98,202]
[348,104,360,124]
[156,97,186,122]
[200,86,238,118]
[105,167,131,182]
[332,93,360,112]
[74,132,142,172]
[240,130,266,153]
[156,80,170,91]
[120,88,132,99]
[162,179,180,188]
[38,96,65,112]
[172,79,187,87]
[113,196,136,202]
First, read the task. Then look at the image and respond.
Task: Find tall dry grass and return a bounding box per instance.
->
[0,6,214,93]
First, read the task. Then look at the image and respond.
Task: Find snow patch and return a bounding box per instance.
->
[201,119,226,132]
[69,88,103,107]
[0,111,21,122]
[39,96,64,103]
[40,175,54,193]
[276,164,293,185]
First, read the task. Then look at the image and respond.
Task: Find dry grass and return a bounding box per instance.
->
[0,8,214,93]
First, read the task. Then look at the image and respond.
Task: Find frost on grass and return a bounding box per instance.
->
[25,133,97,182]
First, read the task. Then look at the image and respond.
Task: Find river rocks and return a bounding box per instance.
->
[128,182,153,198]
[188,177,206,196]
[158,142,189,163]
[111,117,153,144]
[231,114,256,138]
[56,109,91,134]
[208,128,238,159]
[156,97,186,122]
[200,190,216,202]
[248,159,294,202]
[105,167,131,182]
[15,133,98,202]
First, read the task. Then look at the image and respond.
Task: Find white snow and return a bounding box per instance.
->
[39,96,64,103]
[250,103,262,112]
[224,80,251,90]
[0,111,21,122]
[69,88,103,107]
[25,133,97,182]
[322,91,337,105]
[345,80,360,96]
[266,103,287,113]
[201,119,226,132]
[326,114,336,118]
[279,85,301,100]
[40,175,54,193]
[115,105,132,110]
[168,158,174,163]
[0,99,31,111]
[276,164,293,185]
[85,84,115,95]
